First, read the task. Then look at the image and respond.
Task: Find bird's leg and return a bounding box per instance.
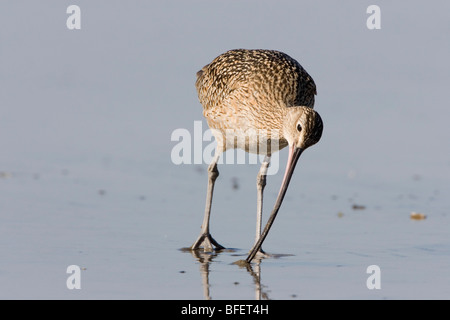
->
[254,156,271,256]
[191,152,225,251]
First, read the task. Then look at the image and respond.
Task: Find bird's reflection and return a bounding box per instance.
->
[239,257,270,300]
[181,248,270,300]
[188,249,219,300]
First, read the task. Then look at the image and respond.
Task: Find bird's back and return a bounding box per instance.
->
[195,49,316,112]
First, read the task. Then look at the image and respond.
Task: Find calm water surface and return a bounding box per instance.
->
[0,1,449,299]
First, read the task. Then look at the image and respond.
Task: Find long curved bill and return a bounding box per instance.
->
[246,145,304,263]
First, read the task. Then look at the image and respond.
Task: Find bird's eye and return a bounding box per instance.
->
[297,123,302,132]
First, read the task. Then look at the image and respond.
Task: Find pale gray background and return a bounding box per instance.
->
[0,1,449,299]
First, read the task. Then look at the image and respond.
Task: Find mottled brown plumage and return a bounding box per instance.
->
[196,49,316,110]
[191,49,323,262]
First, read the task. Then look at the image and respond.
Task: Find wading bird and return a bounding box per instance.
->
[190,49,323,263]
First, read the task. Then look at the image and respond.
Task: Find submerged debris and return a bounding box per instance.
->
[352,204,366,210]
[410,212,427,220]
[0,171,13,179]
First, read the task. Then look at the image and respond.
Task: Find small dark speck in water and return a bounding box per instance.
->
[139,195,146,201]
[231,177,239,190]
[233,282,239,285]
[291,294,297,298]
[179,270,186,273]
[0,172,11,179]
[352,204,365,210]
[98,189,106,196]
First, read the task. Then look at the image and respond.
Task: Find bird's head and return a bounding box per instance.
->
[279,106,323,191]
[273,106,323,213]
[283,106,323,151]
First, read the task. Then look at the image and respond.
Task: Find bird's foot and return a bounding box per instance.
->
[191,233,225,252]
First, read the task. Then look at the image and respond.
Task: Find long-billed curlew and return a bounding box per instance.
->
[190,49,323,263]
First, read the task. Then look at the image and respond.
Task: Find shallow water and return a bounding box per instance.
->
[1,1,450,299]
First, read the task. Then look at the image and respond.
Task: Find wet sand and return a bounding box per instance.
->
[0,158,449,299]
